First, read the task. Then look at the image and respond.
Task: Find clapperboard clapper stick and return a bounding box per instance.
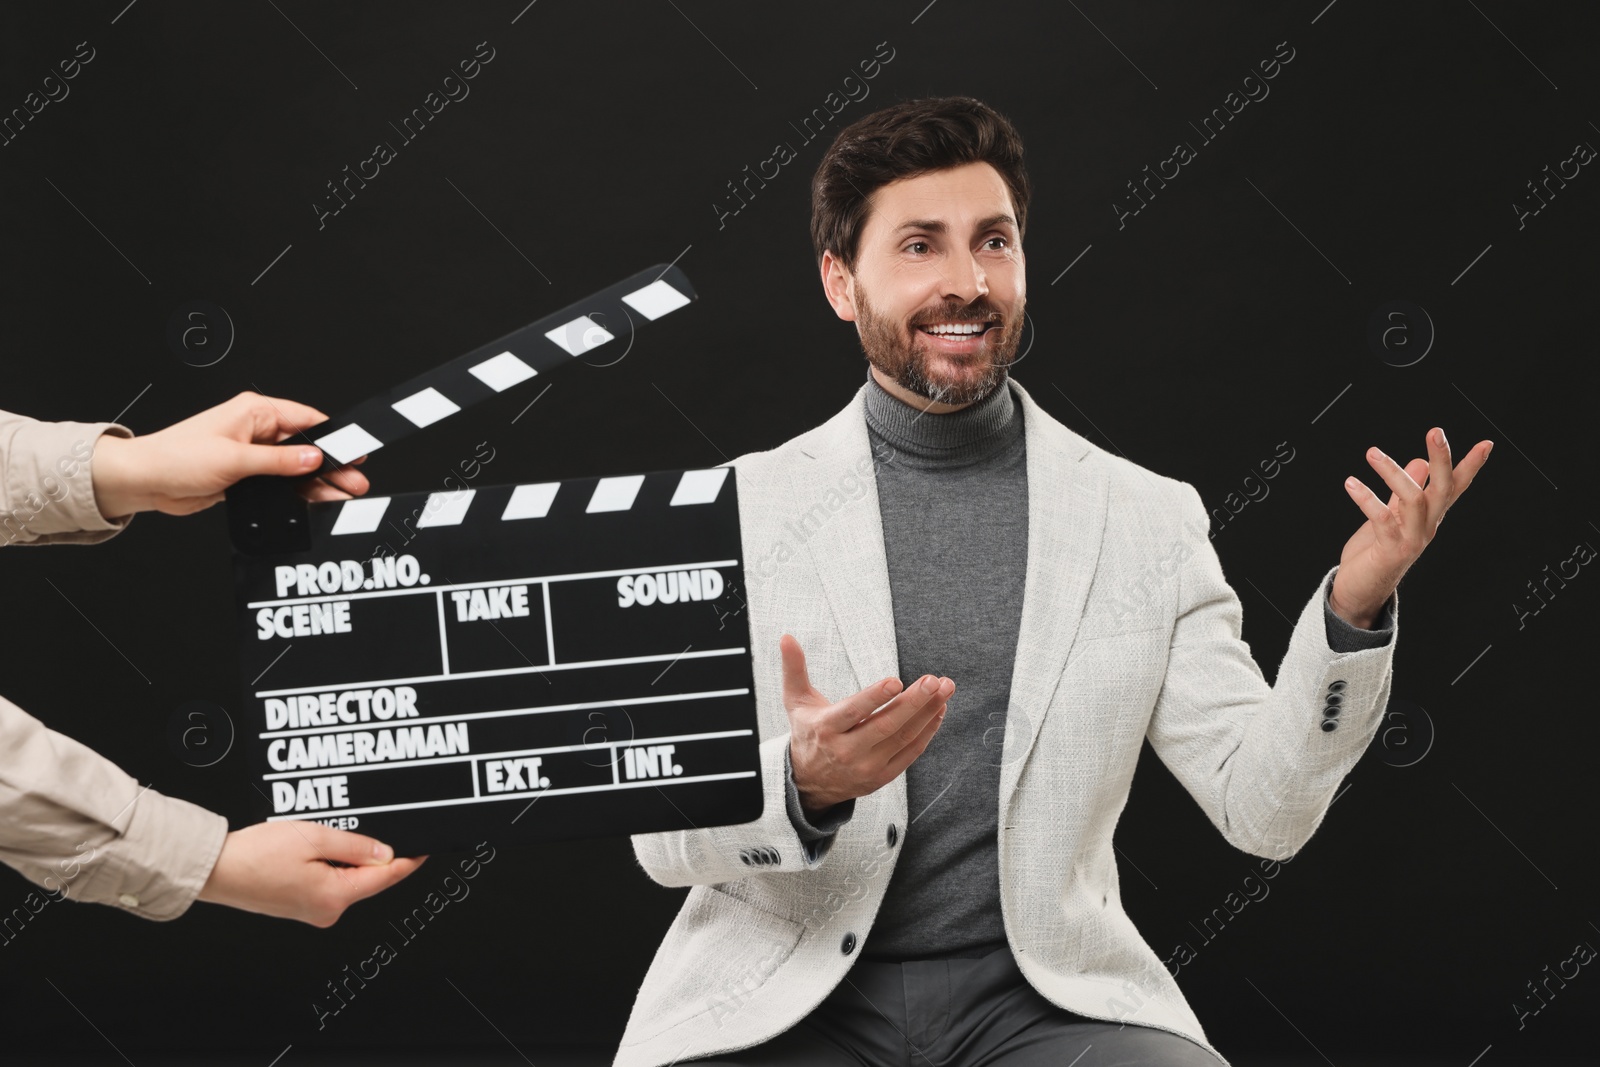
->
[227,264,764,855]
[226,263,699,555]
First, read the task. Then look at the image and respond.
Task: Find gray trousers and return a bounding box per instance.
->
[688,945,1224,1067]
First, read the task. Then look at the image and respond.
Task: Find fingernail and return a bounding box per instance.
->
[1436,428,1448,448]
[921,675,939,693]
[301,447,322,468]
[371,841,393,863]
[883,678,902,694]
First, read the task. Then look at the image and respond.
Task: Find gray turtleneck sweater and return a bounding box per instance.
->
[782,370,1394,961]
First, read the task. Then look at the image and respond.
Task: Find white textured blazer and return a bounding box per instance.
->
[614,376,1399,1067]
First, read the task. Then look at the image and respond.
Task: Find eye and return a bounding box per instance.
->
[905,240,931,255]
[985,235,1009,250]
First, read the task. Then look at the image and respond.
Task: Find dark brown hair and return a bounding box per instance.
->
[809,95,1031,274]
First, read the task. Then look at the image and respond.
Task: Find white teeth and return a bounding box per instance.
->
[920,323,986,335]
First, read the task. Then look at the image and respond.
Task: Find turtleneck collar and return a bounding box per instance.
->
[863,368,1021,467]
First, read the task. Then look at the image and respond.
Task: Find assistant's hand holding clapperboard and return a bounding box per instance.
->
[227,265,763,856]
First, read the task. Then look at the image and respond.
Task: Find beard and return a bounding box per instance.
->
[854,277,1026,407]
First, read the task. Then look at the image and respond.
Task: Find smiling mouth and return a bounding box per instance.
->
[914,319,1001,338]
[912,320,1003,357]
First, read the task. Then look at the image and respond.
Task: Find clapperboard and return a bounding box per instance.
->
[227,265,762,855]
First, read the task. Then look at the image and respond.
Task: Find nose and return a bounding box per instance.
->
[940,247,988,304]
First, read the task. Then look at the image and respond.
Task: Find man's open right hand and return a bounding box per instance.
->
[781,632,952,818]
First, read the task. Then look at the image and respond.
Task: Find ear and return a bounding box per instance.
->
[819,250,858,323]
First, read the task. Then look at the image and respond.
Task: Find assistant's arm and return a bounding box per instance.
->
[0,693,229,920]
[0,409,230,917]
[1146,483,1399,861]
[0,404,412,923]
[0,408,132,545]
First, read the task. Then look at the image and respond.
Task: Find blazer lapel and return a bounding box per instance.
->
[996,379,1108,812]
[784,377,1106,820]
[788,382,902,698]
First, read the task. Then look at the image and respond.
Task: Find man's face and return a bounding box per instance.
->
[823,161,1027,408]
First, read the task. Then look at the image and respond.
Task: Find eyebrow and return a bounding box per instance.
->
[893,213,1017,235]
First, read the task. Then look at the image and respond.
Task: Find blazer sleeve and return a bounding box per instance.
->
[0,693,229,920]
[629,731,850,887]
[1145,483,1399,861]
[0,408,133,545]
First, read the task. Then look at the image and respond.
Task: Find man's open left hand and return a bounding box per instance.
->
[1330,426,1492,628]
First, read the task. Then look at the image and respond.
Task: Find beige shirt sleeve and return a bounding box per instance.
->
[0,408,131,545]
[0,408,229,920]
[0,694,228,920]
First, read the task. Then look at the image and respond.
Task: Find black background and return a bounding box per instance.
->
[1,1,1594,1063]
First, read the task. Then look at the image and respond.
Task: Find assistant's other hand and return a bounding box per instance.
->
[196,821,425,928]
[91,390,370,519]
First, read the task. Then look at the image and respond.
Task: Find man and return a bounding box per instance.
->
[615,97,1490,1066]
[1,392,425,927]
